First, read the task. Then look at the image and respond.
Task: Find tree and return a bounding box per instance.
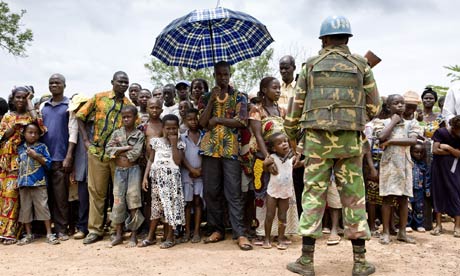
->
[144,48,274,92]
[0,1,33,57]
[445,65,460,83]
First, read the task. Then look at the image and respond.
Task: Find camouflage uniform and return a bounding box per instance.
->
[284,44,380,240]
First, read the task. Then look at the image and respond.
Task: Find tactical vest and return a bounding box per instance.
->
[300,49,367,132]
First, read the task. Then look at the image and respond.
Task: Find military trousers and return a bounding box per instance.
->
[299,155,370,240]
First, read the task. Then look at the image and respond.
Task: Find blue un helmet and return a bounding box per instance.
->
[319,15,353,38]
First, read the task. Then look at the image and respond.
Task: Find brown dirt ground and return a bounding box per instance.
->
[1,222,459,276]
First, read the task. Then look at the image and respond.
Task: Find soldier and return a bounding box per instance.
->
[284,16,380,276]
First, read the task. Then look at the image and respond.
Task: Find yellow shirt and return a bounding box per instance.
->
[278,80,296,110]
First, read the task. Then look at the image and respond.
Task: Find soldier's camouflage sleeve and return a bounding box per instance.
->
[363,65,380,121]
[284,63,308,140]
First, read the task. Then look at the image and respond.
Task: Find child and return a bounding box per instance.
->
[180,108,204,243]
[190,78,209,110]
[178,100,191,133]
[431,115,460,237]
[17,123,59,245]
[262,132,294,250]
[106,105,145,247]
[138,89,152,124]
[374,94,420,245]
[407,143,430,232]
[140,114,186,249]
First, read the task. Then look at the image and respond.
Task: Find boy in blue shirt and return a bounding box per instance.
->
[17,123,59,245]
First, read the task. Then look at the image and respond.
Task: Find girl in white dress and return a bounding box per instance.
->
[262,132,294,250]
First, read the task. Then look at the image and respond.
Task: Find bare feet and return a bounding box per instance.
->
[379,233,391,245]
[126,236,137,248]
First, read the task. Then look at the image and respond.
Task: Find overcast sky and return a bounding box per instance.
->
[1,0,459,100]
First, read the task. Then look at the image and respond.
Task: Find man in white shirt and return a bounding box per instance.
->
[443,83,460,123]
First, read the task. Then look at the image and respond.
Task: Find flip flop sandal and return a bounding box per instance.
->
[17,235,33,246]
[379,235,391,245]
[396,235,416,244]
[276,242,288,250]
[191,234,201,243]
[203,232,223,244]
[138,239,156,247]
[327,236,341,246]
[179,235,190,243]
[430,227,442,236]
[453,230,460,238]
[238,237,253,251]
[46,234,60,245]
[3,239,17,245]
[160,240,175,249]
[262,242,272,249]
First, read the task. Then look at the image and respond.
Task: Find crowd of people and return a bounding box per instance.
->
[0,15,460,276]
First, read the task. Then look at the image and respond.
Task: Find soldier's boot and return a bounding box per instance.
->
[286,245,315,276]
[352,245,376,276]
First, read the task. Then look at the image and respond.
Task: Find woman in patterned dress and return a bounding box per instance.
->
[0,87,45,244]
[249,77,299,243]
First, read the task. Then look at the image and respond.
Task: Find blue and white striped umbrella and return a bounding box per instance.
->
[151,7,274,69]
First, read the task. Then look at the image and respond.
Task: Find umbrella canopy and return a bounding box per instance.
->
[151,7,274,69]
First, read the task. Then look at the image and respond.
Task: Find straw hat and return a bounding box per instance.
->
[68,94,89,112]
[403,90,421,105]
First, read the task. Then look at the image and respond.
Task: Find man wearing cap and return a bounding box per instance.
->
[40,73,73,241]
[284,16,379,276]
[176,80,190,102]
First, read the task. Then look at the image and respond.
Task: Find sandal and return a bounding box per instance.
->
[191,234,201,243]
[237,236,253,251]
[276,242,288,250]
[396,234,416,244]
[3,238,17,245]
[17,235,33,246]
[138,239,156,247]
[47,234,60,245]
[379,234,391,245]
[430,227,443,236]
[453,229,460,238]
[203,232,223,244]
[179,235,190,243]
[327,235,341,246]
[160,240,175,249]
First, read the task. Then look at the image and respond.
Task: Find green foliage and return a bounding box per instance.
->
[444,65,460,82]
[144,59,214,88]
[144,48,274,92]
[0,1,33,57]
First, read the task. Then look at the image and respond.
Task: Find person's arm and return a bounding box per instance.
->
[363,64,380,121]
[63,142,75,173]
[199,89,216,129]
[383,137,417,147]
[125,132,145,162]
[440,144,460,158]
[442,86,457,123]
[364,150,378,180]
[378,114,401,141]
[76,96,95,150]
[105,130,132,158]
[142,147,155,192]
[169,135,183,166]
[182,158,201,178]
[432,141,450,155]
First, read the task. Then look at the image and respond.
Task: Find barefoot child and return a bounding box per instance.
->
[17,123,59,245]
[106,105,145,247]
[374,94,420,245]
[141,114,186,249]
[262,132,294,250]
[180,108,204,243]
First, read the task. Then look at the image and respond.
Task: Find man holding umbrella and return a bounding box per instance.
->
[199,61,252,251]
[284,16,379,275]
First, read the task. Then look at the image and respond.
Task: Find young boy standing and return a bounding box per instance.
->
[106,105,145,247]
[180,108,204,243]
[17,123,59,245]
[138,89,152,125]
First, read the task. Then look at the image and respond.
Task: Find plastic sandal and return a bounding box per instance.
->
[17,235,33,246]
[47,234,60,245]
